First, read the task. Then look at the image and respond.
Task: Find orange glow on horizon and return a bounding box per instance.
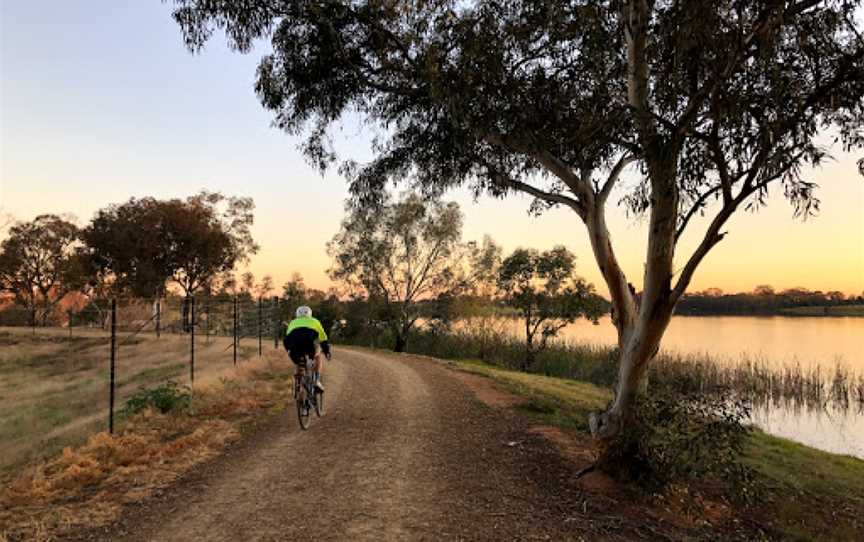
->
[246,161,864,299]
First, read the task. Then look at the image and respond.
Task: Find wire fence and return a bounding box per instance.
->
[0,295,288,441]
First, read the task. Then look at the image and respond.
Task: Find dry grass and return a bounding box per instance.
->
[0,345,294,542]
[0,327,269,475]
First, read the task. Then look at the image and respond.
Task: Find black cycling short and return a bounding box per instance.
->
[283,325,331,365]
[283,326,319,365]
[284,338,319,365]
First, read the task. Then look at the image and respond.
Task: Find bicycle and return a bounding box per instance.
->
[293,355,324,429]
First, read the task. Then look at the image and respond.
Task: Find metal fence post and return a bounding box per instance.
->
[156,300,161,339]
[68,309,73,340]
[204,295,210,344]
[190,296,195,387]
[109,299,117,434]
[233,295,238,366]
[258,297,263,357]
[273,297,279,349]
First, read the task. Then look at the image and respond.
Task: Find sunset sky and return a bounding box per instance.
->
[2,1,863,297]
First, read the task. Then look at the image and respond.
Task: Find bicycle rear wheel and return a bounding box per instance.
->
[314,388,324,417]
[296,375,311,430]
[297,396,311,429]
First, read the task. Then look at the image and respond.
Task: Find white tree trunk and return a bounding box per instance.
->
[589,304,673,441]
[585,159,678,445]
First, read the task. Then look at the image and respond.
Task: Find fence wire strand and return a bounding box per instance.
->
[1,294,287,434]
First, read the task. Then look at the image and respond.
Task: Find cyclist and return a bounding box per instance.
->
[282,305,331,391]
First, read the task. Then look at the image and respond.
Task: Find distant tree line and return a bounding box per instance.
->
[675,286,862,316]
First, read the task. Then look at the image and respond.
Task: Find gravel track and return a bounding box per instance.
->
[76,347,650,541]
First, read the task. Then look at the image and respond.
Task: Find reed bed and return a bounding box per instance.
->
[342,326,864,413]
[649,353,864,413]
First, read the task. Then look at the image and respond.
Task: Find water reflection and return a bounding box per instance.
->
[554,315,864,372]
[750,404,864,458]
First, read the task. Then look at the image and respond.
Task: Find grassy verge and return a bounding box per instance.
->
[744,431,864,540]
[0,351,294,542]
[451,358,864,541]
[0,329,267,476]
[455,359,609,431]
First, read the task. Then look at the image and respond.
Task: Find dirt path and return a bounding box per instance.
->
[76,347,647,541]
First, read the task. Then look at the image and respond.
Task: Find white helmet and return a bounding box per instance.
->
[295,305,312,318]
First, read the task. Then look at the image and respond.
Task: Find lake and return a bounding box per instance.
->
[493,315,864,458]
[554,315,864,372]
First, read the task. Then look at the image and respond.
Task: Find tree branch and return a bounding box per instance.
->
[674,185,723,242]
[585,208,637,339]
[481,132,592,203]
[671,204,736,302]
[708,123,733,204]
[671,149,803,299]
[407,236,445,301]
[672,0,824,145]
[624,0,657,145]
[482,160,588,220]
[598,154,636,206]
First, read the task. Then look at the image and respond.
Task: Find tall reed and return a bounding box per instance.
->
[340,326,864,413]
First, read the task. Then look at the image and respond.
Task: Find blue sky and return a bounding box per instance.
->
[2,1,862,295]
[1,0,361,286]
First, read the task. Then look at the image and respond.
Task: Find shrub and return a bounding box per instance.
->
[123,381,191,416]
[598,387,759,503]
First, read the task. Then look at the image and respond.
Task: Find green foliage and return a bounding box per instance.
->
[498,246,605,368]
[81,191,258,298]
[123,381,192,417]
[677,287,863,316]
[0,214,83,325]
[327,193,469,351]
[170,0,863,221]
[599,388,759,502]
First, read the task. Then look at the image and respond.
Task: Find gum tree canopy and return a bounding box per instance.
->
[0,215,82,325]
[170,1,864,446]
[83,192,258,298]
[328,193,467,353]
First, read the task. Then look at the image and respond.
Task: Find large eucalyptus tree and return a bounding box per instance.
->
[168,0,864,449]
